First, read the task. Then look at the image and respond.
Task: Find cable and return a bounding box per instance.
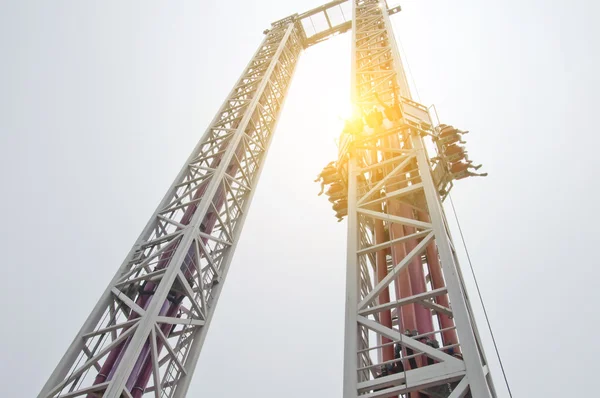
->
[448,194,513,398]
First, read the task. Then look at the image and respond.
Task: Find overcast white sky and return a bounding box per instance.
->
[1,1,599,397]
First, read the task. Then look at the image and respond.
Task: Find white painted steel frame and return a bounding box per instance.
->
[342,0,495,397]
[38,1,498,397]
[39,20,303,398]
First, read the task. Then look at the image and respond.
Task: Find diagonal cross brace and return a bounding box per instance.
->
[358,231,434,309]
[357,316,462,365]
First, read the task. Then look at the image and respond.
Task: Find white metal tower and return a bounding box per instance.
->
[341,1,495,397]
[38,1,497,397]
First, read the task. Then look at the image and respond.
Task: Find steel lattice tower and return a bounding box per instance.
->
[342,1,495,397]
[38,1,497,397]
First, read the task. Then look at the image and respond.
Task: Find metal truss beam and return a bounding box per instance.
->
[292,0,401,48]
[341,1,496,397]
[39,19,304,398]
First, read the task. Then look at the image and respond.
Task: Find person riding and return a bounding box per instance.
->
[333,198,348,222]
[439,124,468,137]
[444,143,466,157]
[450,161,487,178]
[365,106,384,130]
[440,143,469,164]
[439,132,466,146]
[326,182,344,196]
[314,161,338,195]
[344,115,365,136]
[374,88,402,122]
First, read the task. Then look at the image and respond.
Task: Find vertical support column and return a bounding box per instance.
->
[374,217,394,363]
[419,210,459,346]
[343,158,360,398]
[343,2,360,393]
[342,0,495,396]
[39,19,304,398]
[412,134,491,397]
[172,22,303,398]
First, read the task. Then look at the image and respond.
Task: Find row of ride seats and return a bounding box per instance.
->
[343,94,403,136]
[315,161,348,222]
[318,95,404,221]
[433,124,487,181]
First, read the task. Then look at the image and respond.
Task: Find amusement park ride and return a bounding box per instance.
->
[38,1,499,397]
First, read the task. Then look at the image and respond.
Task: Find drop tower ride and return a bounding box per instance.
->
[38,1,497,397]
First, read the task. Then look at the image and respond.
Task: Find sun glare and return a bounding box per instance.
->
[333,100,355,123]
